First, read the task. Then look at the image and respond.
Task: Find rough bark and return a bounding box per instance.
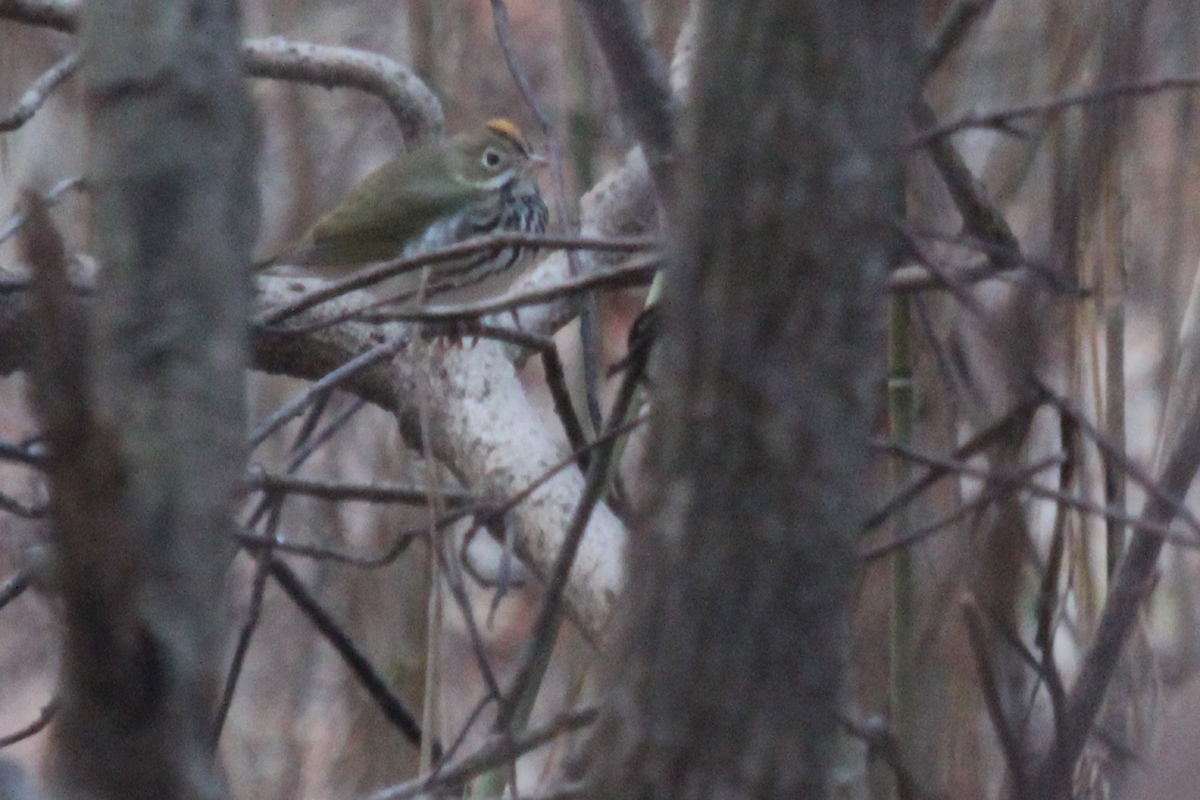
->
[37,0,258,798]
[586,2,914,799]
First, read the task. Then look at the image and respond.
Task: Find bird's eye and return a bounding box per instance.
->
[483,148,502,168]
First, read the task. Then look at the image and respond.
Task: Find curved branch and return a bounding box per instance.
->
[254,277,625,640]
[0,0,444,140]
[243,38,444,145]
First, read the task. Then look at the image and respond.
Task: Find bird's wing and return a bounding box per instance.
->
[296,152,480,267]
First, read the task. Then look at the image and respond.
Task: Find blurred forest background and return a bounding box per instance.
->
[4,0,1200,799]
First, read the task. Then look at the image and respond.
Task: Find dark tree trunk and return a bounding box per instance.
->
[34,1,259,798]
[587,2,914,799]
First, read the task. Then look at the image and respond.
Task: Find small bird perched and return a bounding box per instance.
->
[260,119,549,308]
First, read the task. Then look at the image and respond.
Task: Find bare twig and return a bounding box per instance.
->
[257,233,655,327]
[1042,387,1200,540]
[572,0,675,202]
[876,439,1200,549]
[291,256,658,336]
[1022,381,1200,798]
[0,490,45,519]
[268,557,432,753]
[861,455,1064,562]
[963,598,1026,793]
[838,715,925,800]
[245,468,473,506]
[0,51,80,133]
[235,526,422,568]
[212,513,281,746]
[921,0,996,79]
[0,568,32,612]
[0,176,84,248]
[367,704,599,800]
[381,256,659,323]
[0,699,58,748]
[911,94,1023,270]
[865,400,1040,531]
[495,329,649,730]
[247,334,408,447]
[911,75,1200,146]
[0,0,74,31]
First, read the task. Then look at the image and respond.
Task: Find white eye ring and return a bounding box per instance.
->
[483,148,502,168]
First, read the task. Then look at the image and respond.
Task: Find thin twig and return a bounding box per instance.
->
[257,233,655,327]
[876,439,1200,549]
[962,598,1026,794]
[1023,373,1200,798]
[0,567,32,612]
[299,256,658,336]
[245,468,473,506]
[0,176,83,248]
[247,335,408,447]
[838,714,925,800]
[0,51,79,133]
[1041,386,1200,539]
[212,510,281,746]
[911,75,1200,146]
[494,331,649,731]
[236,526,422,568]
[921,0,996,79]
[366,705,599,800]
[0,699,58,748]
[268,557,433,753]
[0,490,45,519]
[911,95,1023,272]
[861,455,1063,562]
[865,400,1040,531]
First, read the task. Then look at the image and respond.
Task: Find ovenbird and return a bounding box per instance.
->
[263,119,549,307]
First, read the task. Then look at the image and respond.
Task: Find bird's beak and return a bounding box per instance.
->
[527,153,550,171]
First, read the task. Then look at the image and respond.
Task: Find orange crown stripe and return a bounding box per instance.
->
[485,118,531,154]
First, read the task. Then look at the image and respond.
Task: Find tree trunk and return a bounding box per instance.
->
[37,1,258,798]
[586,2,913,799]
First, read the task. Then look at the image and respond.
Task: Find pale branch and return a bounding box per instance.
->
[242,38,443,145]
[254,276,625,641]
[0,51,79,133]
[0,177,83,248]
[0,0,444,140]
